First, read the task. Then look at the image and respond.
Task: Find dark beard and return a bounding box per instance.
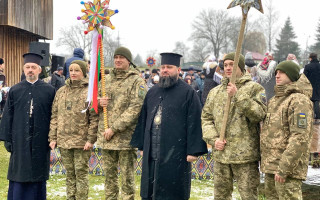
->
[158,75,178,88]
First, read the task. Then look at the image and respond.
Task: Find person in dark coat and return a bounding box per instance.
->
[0,53,55,200]
[0,58,6,86]
[131,52,208,200]
[202,59,219,104]
[0,58,7,115]
[304,52,320,167]
[304,53,320,118]
[50,66,65,91]
[64,48,85,79]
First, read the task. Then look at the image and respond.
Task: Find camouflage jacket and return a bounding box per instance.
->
[202,73,267,164]
[260,74,313,180]
[97,67,147,150]
[49,78,98,149]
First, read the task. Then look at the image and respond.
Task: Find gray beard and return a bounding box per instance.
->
[158,75,178,88]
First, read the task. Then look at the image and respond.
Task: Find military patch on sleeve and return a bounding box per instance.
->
[260,93,267,105]
[138,85,146,99]
[297,113,307,129]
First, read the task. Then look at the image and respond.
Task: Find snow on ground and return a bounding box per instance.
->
[47,176,67,198]
[92,184,104,191]
[260,165,320,186]
[303,166,320,186]
[191,179,243,200]
[47,186,66,198]
[45,166,319,199]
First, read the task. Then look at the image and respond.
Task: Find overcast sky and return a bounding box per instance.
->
[50,0,320,60]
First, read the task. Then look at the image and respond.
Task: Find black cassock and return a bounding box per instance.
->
[131,79,208,200]
[0,80,55,183]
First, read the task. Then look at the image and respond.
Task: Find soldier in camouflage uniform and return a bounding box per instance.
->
[98,47,147,200]
[202,52,267,200]
[49,60,98,200]
[261,61,313,200]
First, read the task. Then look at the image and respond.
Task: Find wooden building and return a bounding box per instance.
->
[0,0,53,86]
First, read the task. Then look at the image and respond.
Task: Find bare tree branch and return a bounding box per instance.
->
[56,24,118,66]
[190,9,232,59]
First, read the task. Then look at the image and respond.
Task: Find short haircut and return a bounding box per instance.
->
[0,58,4,65]
[309,53,318,60]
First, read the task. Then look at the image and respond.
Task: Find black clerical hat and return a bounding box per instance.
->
[23,53,43,65]
[160,52,182,67]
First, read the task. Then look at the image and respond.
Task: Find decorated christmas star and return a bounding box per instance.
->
[146,57,156,67]
[227,0,263,14]
[77,0,119,34]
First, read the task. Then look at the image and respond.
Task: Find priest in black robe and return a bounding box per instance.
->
[131,52,208,200]
[0,53,55,200]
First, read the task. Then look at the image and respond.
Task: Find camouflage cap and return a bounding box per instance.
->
[114,47,137,68]
[114,47,132,62]
[71,60,87,77]
[275,61,300,82]
[223,52,245,72]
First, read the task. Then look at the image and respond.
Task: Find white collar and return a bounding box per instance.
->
[26,79,39,84]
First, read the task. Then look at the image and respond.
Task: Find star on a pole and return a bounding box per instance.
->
[77,0,118,34]
[227,0,263,14]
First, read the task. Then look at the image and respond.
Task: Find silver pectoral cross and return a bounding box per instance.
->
[30,98,33,118]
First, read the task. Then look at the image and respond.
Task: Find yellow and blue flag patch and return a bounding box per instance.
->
[297,113,307,129]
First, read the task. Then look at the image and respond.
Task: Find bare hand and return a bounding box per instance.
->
[215,139,227,151]
[140,151,143,156]
[275,174,286,183]
[83,142,93,150]
[103,128,115,141]
[187,155,198,162]
[99,97,110,107]
[227,83,237,97]
[49,141,57,150]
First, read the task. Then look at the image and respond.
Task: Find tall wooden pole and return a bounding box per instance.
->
[220,1,264,140]
[99,36,108,131]
[219,8,248,141]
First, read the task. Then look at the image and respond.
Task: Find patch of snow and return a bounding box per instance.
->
[303,166,320,186]
[92,184,104,191]
[47,187,66,197]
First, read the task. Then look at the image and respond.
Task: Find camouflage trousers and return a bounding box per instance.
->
[264,173,302,200]
[60,148,91,200]
[213,161,260,200]
[102,149,136,200]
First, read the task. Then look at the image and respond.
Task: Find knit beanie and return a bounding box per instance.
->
[245,52,256,67]
[114,47,132,63]
[71,60,87,77]
[223,52,245,72]
[275,61,300,82]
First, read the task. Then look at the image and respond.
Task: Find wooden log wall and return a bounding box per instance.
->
[0,0,53,40]
[0,26,39,86]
